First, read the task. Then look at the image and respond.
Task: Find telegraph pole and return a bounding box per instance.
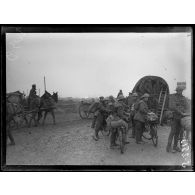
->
[44,76,46,92]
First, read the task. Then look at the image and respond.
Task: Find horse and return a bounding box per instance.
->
[37,91,58,125]
[6,92,28,128]
[27,95,41,127]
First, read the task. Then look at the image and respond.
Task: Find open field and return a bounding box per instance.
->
[6,101,192,167]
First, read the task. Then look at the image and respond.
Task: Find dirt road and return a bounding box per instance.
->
[6,114,192,166]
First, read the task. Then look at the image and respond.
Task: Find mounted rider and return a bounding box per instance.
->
[28,84,37,107]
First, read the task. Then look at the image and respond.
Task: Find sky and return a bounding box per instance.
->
[6,32,192,99]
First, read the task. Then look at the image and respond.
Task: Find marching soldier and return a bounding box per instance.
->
[166,86,188,153]
[134,93,150,144]
[129,92,139,138]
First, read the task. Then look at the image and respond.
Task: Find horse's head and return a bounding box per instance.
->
[41,91,51,99]
[52,92,58,103]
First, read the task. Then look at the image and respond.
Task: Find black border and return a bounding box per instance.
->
[1,24,194,172]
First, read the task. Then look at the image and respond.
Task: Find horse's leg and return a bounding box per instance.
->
[24,115,29,127]
[13,117,19,129]
[42,111,48,125]
[7,128,15,145]
[28,114,33,128]
[33,112,38,127]
[37,110,42,124]
[51,110,56,125]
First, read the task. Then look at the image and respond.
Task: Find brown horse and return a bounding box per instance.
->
[37,91,58,125]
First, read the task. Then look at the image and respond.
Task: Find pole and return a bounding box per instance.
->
[39,89,40,97]
[44,76,46,92]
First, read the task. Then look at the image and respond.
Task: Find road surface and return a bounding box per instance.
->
[6,115,192,166]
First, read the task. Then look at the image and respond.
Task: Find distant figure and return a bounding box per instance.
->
[117,90,123,98]
[28,84,37,107]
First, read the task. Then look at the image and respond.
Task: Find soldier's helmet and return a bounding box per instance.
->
[99,96,104,101]
[32,84,36,88]
[140,93,150,99]
[132,92,138,97]
[117,94,125,101]
[103,97,110,102]
[109,95,114,100]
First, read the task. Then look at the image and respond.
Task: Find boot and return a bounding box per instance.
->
[166,145,172,153]
[173,146,181,152]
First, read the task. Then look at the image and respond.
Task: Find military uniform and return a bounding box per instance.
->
[134,95,149,143]
[89,101,100,128]
[109,96,129,147]
[93,100,110,140]
[129,99,139,138]
[166,92,188,152]
[117,90,123,98]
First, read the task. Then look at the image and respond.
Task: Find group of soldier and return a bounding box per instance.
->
[7,83,189,155]
[90,89,150,148]
[90,85,189,153]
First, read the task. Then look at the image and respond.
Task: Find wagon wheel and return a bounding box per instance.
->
[79,104,89,119]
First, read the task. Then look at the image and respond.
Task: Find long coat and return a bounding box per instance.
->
[134,100,149,123]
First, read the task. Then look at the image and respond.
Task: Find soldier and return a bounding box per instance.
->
[90,96,104,129]
[110,95,130,146]
[117,89,123,98]
[129,92,139,138]
[134,93,150,144]
[28,84,37,107]
[92,97,110,141]
[166,86,188,153]
[108,95,115,104]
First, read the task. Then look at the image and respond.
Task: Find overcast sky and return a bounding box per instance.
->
[6,32,192,98]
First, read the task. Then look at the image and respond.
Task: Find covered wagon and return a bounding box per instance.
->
[131,75,170,124]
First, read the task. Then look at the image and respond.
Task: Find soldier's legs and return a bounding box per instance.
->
[91,116,97,128]
[93,114,104,140]
[7,129,15,145]
[132,119,135,138]
[173,119,182,151]
[135,120,142,143]
[110,128,118,147]
[166,119,177,152]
